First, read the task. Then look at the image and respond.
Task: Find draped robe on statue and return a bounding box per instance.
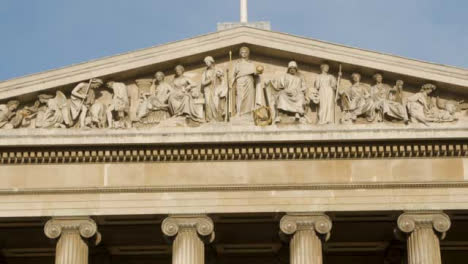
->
[169,75,204,122]
[137,82,173,122]
[232,60,257,116]
[314,73,337,124]
[270,73,307,115]
[341,83,374,121]
[370,84,408,122]
[0,105,13,128]
[70,82,96,121]
[202,67,227,122]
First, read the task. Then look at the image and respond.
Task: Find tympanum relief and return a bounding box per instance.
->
[1,46,467,130]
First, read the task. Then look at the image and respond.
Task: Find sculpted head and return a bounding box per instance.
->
[239,46,250,59]
[396,80,404,88]
[155,72,165,82]
[320,63,330,74]
[204,56,215,67]
[373,73,383,84]
[175,65,185,76]
[90,78,104,89]
[351,73,361,83]
[106,81,115,88]
[6,100,19,111]
[421,83,437,95]
[288,61,298,75]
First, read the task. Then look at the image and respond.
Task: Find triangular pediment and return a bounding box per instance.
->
[0,26,467,147]
[1,26,467,98]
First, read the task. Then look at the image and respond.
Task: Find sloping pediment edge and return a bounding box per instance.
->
[1,27,467,100]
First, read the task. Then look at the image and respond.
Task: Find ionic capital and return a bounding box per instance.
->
[397,211,451,235]
[44,217,98,240]
[280,213,332,237]
[162,215,214,240]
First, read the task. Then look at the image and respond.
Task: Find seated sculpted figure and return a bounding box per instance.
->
[35,91,71,128]
[201,56,227,122]
[388,80,404,104]
[369,74,408,123]
[269,61,307,123]
[338,73,373,123]
[406,84,457,125]
[106,81,131,128]
[0,100,20,129]
[168,65,204,123]
[137,71,173,123]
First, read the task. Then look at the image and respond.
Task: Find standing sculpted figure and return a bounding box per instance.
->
[269,61,307,123]
[70,78,104,128]
[137,71,173,123]
[0,100,19,129]
[231,46,262,117]
[168,65,204,122]
[339,73,373,123]
[369,73,408,123]
[106,81,130,128]
[314,63,338,125]
[201,56,228,122]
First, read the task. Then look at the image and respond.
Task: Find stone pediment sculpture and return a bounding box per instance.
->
[0,26,467,146]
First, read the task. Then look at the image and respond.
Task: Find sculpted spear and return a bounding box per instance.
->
[334,64,342,124]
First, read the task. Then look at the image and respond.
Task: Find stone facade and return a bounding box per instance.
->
[0,26,467,263]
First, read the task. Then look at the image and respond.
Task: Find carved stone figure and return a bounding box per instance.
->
[269,61,307,123]
[406,84,457,124]
[232,46,262,117]
[388,80,404,104]
[9,101,40,129]
[36,91,72,128]
[0,100,20,129]
[85,103,107,128]
[106,81,131,128]
[339,73,373,123]
[201,56,228,122]
[137,72,173,124]
[70,78,104,128]
[369,74,408,123]
[168,65,204,123]
[314,63,337,125]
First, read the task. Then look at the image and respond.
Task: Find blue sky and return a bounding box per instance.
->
[1,0,467,81]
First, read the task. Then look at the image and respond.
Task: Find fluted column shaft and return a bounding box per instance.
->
[44,217,99,264]
[55,230,89,264]
[280,213,332,264]
[162,215,215,264]
[398,212,451,264]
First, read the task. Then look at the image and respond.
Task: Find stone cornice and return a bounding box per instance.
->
[2,182,468,196]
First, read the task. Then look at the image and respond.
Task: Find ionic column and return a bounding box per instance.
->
[44,217,99,264]
[162,215,215,264]
[280,213,332,264]
[397,212,451,264]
